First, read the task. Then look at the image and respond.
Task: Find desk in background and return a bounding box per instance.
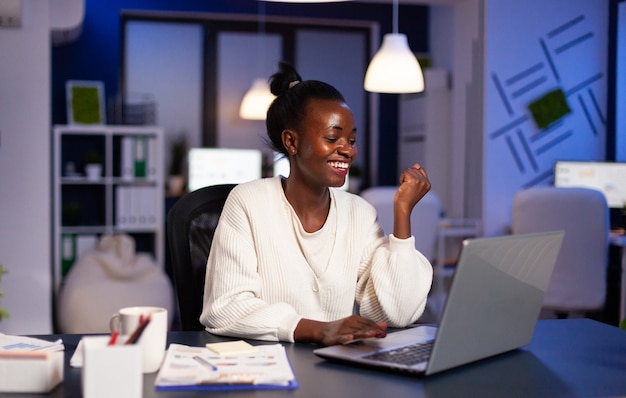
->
[609,232,626,323]
[9,318,626,398]
[430,218,482,319]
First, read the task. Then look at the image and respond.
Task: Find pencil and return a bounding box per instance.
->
[125,314,151,345]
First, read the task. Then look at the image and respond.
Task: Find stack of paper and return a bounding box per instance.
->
[0,334,65,393]
[0,333,64,352]
[155,342,299,391]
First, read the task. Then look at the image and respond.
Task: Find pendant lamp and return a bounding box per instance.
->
[364,0,424,94]
[260,1,350,3]
[239,78,275,120]
[239,1,276,120]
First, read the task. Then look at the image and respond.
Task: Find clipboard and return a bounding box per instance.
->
[154,343,299,391]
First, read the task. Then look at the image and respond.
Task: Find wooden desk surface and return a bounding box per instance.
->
[8,318,626,398]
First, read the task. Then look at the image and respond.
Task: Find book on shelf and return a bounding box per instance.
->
[154,342,299,391]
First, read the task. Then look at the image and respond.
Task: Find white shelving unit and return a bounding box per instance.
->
[52,125,164,297]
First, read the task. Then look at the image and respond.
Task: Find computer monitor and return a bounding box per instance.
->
[554,161,626,228]
[272,152,349,191]
[187,148,262,192]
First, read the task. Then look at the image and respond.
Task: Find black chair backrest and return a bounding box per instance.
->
[166,183,236,331]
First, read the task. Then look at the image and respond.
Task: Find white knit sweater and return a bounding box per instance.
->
[200,176,433,342]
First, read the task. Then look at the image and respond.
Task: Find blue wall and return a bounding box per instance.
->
[52,0,429,185]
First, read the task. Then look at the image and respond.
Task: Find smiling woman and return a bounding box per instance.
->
[199,62,434,347]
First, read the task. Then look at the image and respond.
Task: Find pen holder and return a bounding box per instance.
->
[81,336,142,398]
[109,306,168,373]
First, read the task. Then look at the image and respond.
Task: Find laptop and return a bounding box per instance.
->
[314,231,564,376]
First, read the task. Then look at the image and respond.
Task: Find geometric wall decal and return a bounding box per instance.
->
[488,13,605,189]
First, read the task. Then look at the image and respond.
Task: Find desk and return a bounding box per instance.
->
[10,319,626,398]
[609,232,626,322]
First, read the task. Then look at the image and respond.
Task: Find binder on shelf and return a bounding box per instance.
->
[133,136,147,178]
[121,136,134,181]
[76,235,98,261]
[117,186,136,229]
[136,187,147,226]
[146,186,158,227]
[60,233,99,277]
[127,187,138,227]
[116,186,126,228]
[146,137,158,180]
[116,186,158,230]
[138,186,158,228]
[60,233,76,277]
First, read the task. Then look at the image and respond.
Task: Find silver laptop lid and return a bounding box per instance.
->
[426,231,564,375]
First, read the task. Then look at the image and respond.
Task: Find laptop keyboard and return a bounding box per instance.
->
[362,340,434,366]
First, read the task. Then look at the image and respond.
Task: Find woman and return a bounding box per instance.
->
[200,62,433,346]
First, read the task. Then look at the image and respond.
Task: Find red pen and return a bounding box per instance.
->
[108,331,119,346]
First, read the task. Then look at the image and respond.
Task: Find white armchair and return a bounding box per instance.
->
[512,186,610,318]
[360,187,442,263]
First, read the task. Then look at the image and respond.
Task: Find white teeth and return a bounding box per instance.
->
[329,161,348,169]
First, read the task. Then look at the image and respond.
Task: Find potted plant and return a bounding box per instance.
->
[167,135,187,196]
[83,151,103,181]
[0,264,9,321]
[63,201,82,226]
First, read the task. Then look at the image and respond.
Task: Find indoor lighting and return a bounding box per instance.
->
[260,1,350,3]
[364,0,424,94]
[239,1,276,120]
[239,78,275,120]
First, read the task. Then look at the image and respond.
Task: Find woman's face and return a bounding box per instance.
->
[292,99,358,189]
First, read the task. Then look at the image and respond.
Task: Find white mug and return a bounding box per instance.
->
[109,306,168,373]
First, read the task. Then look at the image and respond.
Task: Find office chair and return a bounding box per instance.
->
[360,187,443,321]
[166,183,236,331]
[512,186,610,318]
[359,187,442,263]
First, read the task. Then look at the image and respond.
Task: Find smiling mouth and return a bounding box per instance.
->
[329,161,349,171]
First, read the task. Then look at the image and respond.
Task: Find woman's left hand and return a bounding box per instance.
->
[395,163,431,211]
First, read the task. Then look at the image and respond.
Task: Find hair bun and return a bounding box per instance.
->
[269,62,302,96]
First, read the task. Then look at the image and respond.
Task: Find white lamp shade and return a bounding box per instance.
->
[239,78,276,120]
[364,33,424,94]
[261,1,350,2]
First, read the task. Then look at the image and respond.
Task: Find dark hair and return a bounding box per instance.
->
[266,62,346,156]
